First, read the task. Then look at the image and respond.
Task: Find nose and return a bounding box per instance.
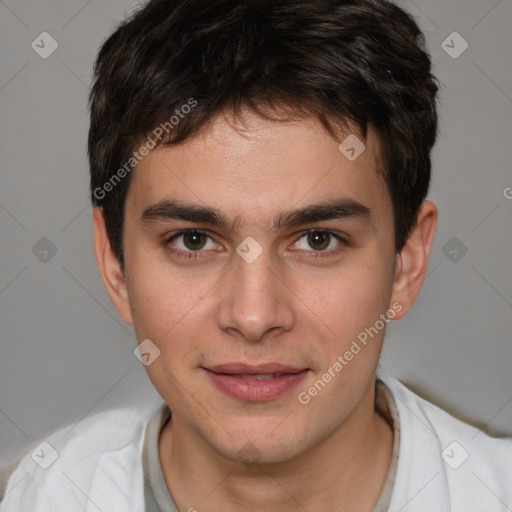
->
[216,244,296,342]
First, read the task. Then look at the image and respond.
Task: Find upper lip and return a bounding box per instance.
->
[205,363,308,375]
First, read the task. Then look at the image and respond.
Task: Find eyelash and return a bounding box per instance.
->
[164,229,349,260]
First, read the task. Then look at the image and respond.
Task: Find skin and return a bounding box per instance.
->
[93,109,437,511]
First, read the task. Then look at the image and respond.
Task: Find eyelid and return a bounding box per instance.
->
[291,228,349,251]
[166,229,219,251]
[296,227,349,240]
[167,228,211,243]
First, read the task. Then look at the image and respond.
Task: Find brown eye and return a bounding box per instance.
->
[165,230,219,260]
[293,230,347,255]
[307,231,331,251]
[182,231,208,250]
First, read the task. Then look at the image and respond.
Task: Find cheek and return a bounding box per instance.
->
[125,238,217,333]
[127,270,211,401]
[297,259,393,342]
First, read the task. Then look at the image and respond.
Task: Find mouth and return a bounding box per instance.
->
[202,363,310,401]
[227,373,298,380]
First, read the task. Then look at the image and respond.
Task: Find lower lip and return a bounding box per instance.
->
[203,369,310,401]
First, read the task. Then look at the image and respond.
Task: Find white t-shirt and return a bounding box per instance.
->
[1,371,511,511]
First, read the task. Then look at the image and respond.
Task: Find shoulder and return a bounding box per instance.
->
[0,406,157,512]
[378,371,512,510]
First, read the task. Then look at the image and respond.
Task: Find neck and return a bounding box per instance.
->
[158,376,393,512]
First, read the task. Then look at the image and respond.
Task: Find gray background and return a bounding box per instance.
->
[0,0,511,465]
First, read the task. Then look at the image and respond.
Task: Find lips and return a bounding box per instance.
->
[203,363,310,401]
[206,363,308,376]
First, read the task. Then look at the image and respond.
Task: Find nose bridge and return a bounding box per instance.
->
[217,244,295,340]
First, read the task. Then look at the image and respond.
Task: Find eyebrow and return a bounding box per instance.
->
[140,198,374,231]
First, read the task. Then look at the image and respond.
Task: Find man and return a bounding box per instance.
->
[1,0,511,510]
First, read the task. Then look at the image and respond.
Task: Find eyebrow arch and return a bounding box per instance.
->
[276,199,373,229]
[139,198,374,231]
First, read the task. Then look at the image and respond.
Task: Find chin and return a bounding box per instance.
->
[210,420,311,466]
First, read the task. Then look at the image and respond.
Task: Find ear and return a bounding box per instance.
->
[92,207,134,325]
[390,201,438,319]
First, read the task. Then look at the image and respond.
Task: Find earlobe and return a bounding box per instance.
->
[390,201,438,319]
[92,208,134,325]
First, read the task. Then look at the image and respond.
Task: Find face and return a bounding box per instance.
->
[102,111,408,464]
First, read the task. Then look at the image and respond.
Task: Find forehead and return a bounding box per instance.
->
[125,111,389,226]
